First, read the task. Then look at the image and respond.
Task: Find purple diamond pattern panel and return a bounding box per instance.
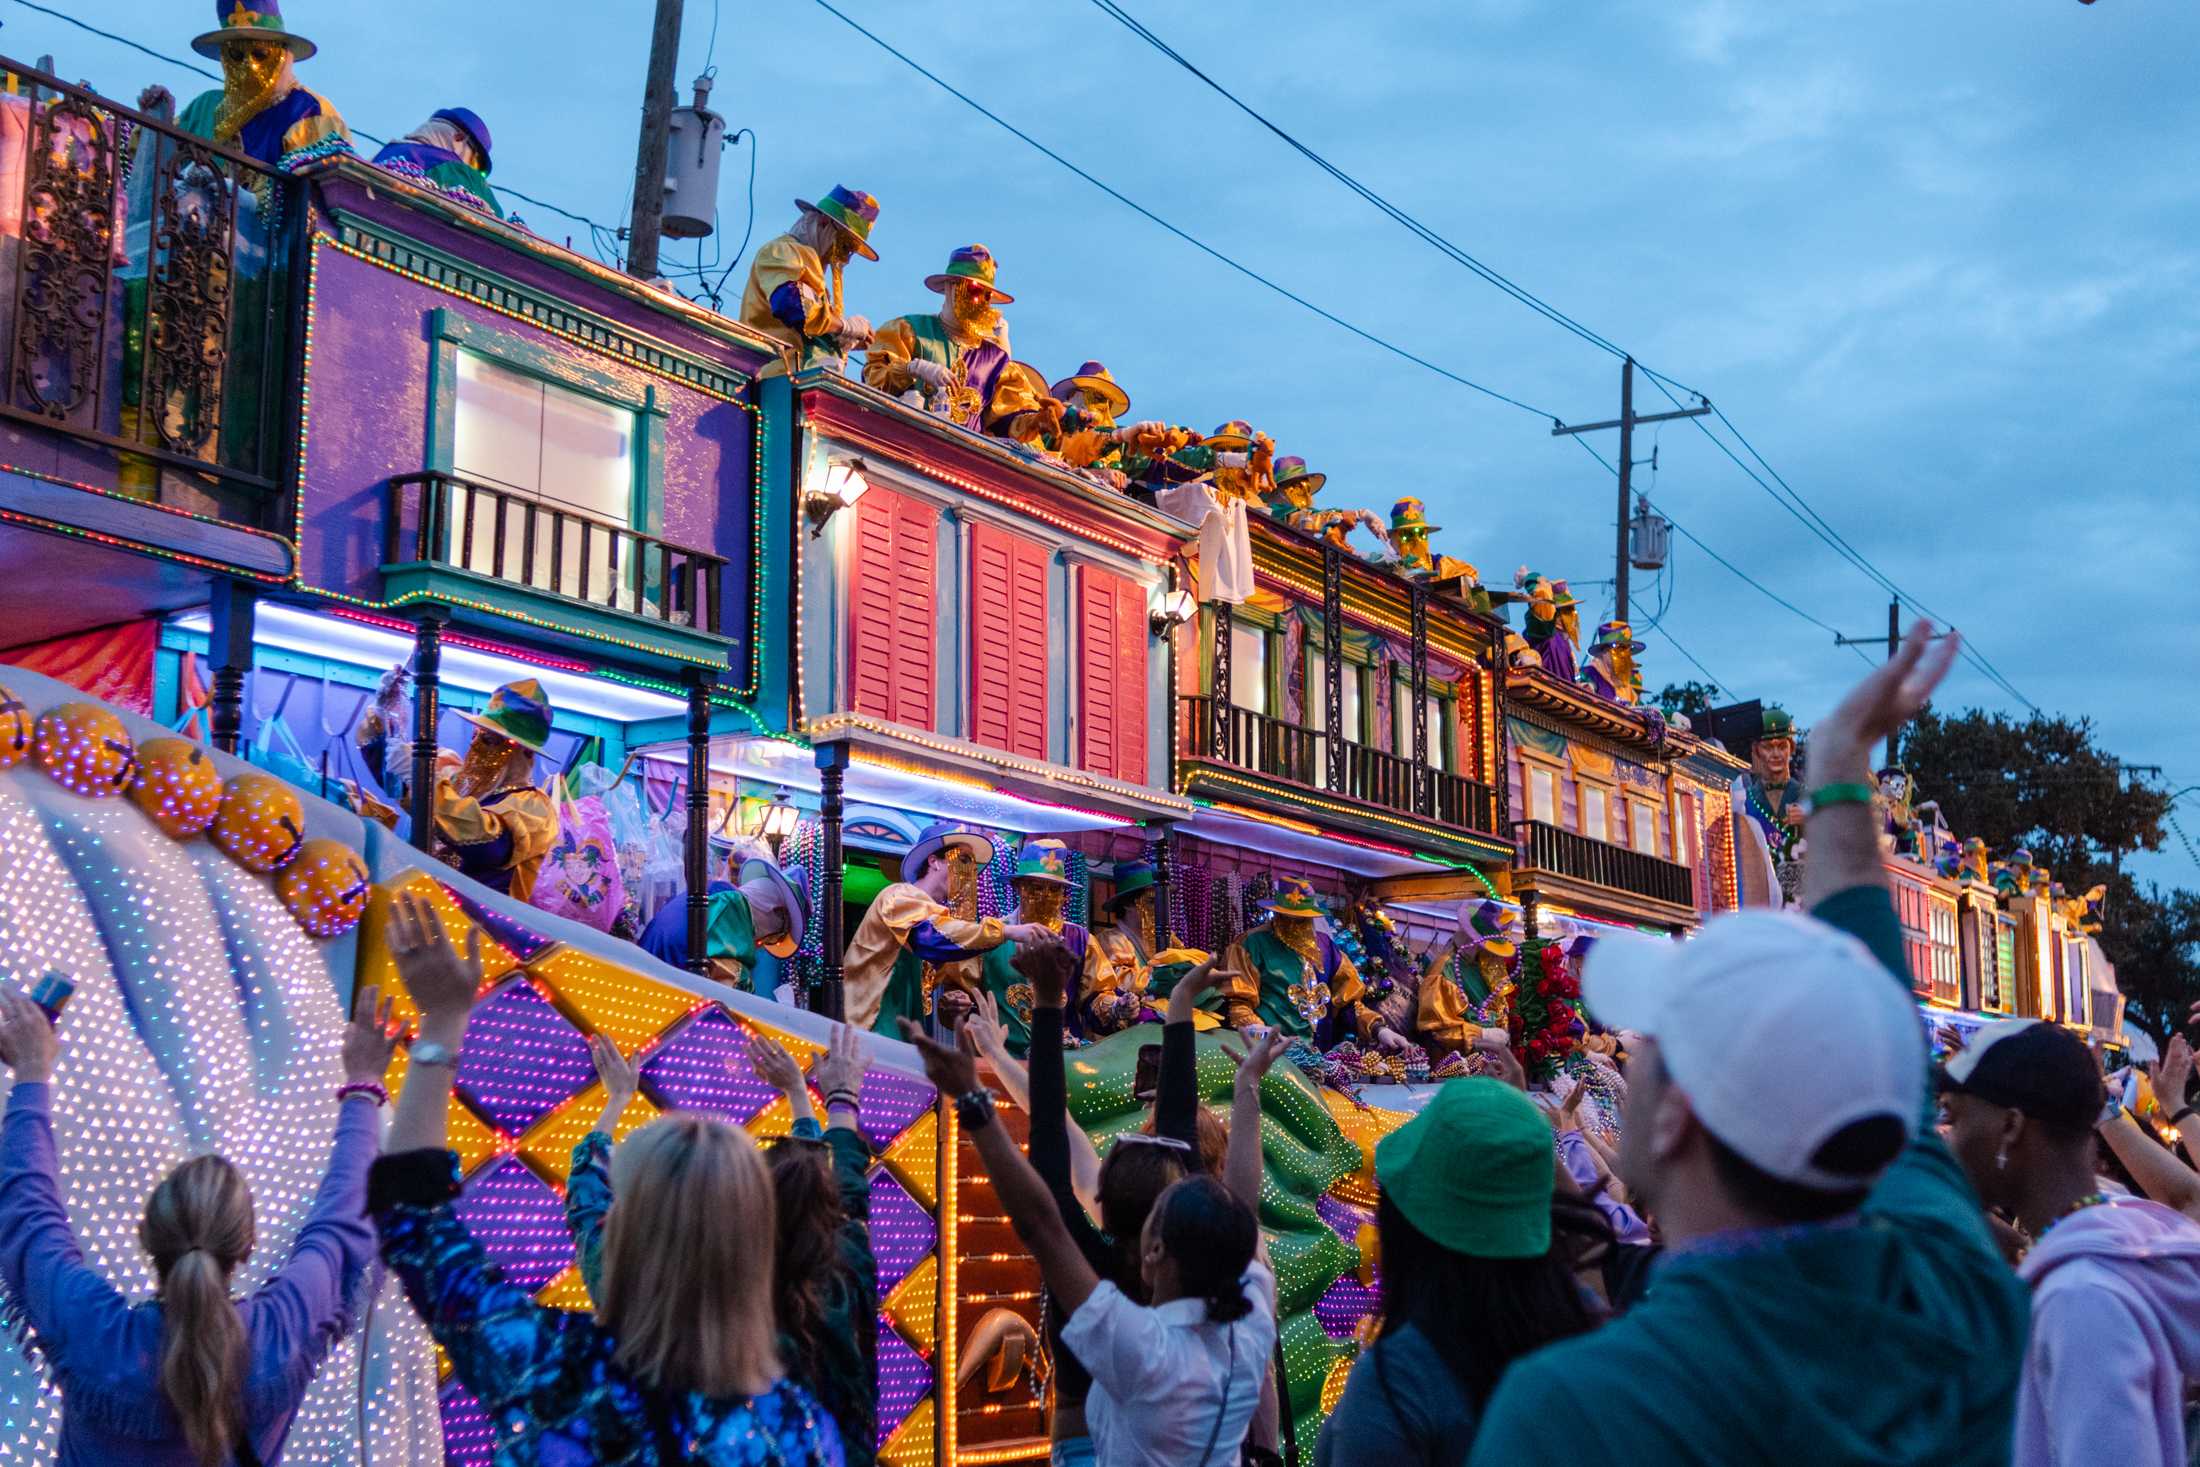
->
[867,1168,936,1294]
[639,1007,780,1123]
[856,1067,936,1150]
[455,979,596,1135]
[1316,1193,1374,1248]
[447,885,557,962]
[438,1382,496,1467]
[454,1155,576,1295]
[875,1310,931,1445]
[1312,1269,1380,1340]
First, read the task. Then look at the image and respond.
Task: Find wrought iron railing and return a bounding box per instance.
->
[1183,695,1497,833]
[0,59,298,509]
[1513,819,1695,909]
[387,471,726,632]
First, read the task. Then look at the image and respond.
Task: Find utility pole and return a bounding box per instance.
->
[1835,597,1903,766]
[1551,358,1709,621]
[623,0,685,282]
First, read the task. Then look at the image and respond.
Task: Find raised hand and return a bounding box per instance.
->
[1811,620,1961,779]
[2158,1033,2195,1117]
[747,1031,806,1098]
[1220,1028,1291,1089]
[384,893,484,1035]
[810,1023,867,1111]
[964,990,1009,1062]
[898,1016,980,1097]
[0,986,58,1083]
[1167,956,1237,1025]
[343,985,401,1086]
[1011,933,1076,1010]
[1475,1029,1528,1091]
[580,1033,638,1134]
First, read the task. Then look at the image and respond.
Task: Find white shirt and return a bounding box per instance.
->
[1061,1258,1278,1467]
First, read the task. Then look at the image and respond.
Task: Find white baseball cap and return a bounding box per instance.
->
[1583,910,1924,1190]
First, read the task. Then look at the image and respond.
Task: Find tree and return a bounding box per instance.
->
[1898,708,2196,1037]
[1655,680,1719,723]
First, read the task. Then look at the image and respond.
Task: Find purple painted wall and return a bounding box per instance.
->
[294,179,773,605]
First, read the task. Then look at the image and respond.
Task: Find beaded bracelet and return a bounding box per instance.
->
[824,1088,861,1112]
[336,1081,390,1107]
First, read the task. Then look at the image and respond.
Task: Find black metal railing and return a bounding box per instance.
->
[0,58,298,511]
[1184,695,1497,832]
[1514,819,1695,908]
[387,471,726,632]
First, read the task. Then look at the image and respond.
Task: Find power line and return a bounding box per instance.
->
[1630,595,1728,699]
[801,0,1555,419]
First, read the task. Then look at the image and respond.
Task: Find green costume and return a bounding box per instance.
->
[1219,924,1371,1044]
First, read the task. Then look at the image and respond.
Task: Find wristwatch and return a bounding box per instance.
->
[955,1089,995,1130]
[410,1039,460,1069]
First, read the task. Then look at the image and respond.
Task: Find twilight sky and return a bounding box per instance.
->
[27,1,2200,883]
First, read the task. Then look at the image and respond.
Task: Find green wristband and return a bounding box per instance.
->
[1806,781,1877,813]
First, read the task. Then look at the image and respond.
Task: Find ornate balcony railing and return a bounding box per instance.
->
[0,59,298,511]
[1183,695,1497,833]
[387,471,726,632]
[1513,819,1694,909]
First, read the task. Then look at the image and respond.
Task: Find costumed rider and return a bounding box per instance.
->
[172,1,351,172]
[1044,362,1168,491]
[1265,457,1384,552]
[1219,877,1408,1050]
[638,841,809,994]
[976,839,1113,1056]
[352,663,411,805]
[1409,899,1523,1063]
[1993,846,2042,901]
[846,822,1040,1034]
[373,107,499,217]
[1731,704,1805,907]
[1580,620,1645,705]
[864,245,1062,439]
[742,185,881,378]
[1513,569,1580,681]
[1088,860,1209,1030]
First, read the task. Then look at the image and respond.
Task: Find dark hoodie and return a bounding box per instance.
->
[2015,1195,2200,1467]
[1468,886,2030,1467]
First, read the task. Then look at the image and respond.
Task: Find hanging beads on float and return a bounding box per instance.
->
[0,682,32,768]
[33,702,139,797]
[210,772,307,873]
[274,839,373,938]
[127,738,225,838]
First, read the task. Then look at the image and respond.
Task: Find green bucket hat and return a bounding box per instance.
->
[1012,837,1073,888]
[1376,1078,1554,1258]
[457,679,554,752]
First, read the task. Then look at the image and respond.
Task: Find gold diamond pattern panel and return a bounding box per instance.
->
[881,1253,939,1354]
[879,1106,940,1211]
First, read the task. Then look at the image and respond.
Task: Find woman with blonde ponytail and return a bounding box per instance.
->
[0,982,396,1465]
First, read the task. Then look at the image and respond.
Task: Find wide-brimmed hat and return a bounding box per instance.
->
[1107,860,1156,910]
[431,107,494,173]
[1376,1080,1555,1258]
[1012,838,1073,888]
[1390,496,1441,534]
[193,0,317,60]
[738,856,811,960]
[925,244,1013,302]
[1261,876,1325,918]
[1458,898,1522,958]
[1272,456,1326,496]
[1049,361,1129,417]
[457,679,553,752]
[902,821,997,882]
[1588,620,1641,653]
[796,185,882,261]
[1204,420,1255,450]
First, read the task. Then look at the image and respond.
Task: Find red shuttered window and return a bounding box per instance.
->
[846,486,938,730]
[968,522,1050,759]
[1076,566,1149,783]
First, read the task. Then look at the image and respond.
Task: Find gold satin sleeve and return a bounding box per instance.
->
[862,317,925,395]
[1416,953,1480,1050]
[741,235,830,344]
[432,782,558,872]
[932,914,1008,952]
[282,94,351,157]
[1219,937,1261,1029]
[985,362,1062,445]
[1080,931,1130,1004]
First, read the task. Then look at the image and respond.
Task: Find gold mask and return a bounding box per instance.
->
[1018,883,1066,929]
[215,41,293,144]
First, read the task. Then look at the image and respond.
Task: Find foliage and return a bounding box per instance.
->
[1898,708,2195,1036]
[1513,938,1585,1080]
[1655,680,1720,722]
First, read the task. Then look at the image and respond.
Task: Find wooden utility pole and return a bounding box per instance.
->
[624,0,685,281]
[1551,358,1710,621]
[1836,597,1903,765]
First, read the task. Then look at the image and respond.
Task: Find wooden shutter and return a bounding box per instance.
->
[1075,567,1149,783]
[847,486,937,729]
[969,522,1050,760]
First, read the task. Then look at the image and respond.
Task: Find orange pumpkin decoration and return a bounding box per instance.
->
[274,839,372,938]
[210,772,306,873]
[0,682,32,769]
[33,702,138,798]
[127,738,225,839]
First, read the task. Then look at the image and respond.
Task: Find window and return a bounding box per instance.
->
[1392,672,1414,758]
[1341,662,1363,744]
[1630,801,1656,854]
[451,349,640,605]
[1528,764,1557,823]
[1426,694,1449,770]
[1229,621,1267,714]
[1581,782,1609,841]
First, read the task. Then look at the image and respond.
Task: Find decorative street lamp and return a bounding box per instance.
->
[804,458,871,537]
[756,786,801,859]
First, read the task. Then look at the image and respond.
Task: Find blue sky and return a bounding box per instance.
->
[29,1,2200,883]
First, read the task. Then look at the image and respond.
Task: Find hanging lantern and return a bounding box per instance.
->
[210,773,307,873]
[33,702,139,798]
[1628,494,1670,572]
[275,839,372,938]
[0,683,32,769]
[128,738,225,838]
[755,787,801,858]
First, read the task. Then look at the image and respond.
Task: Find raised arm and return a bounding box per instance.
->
[969,992,1104,1215]
[382,893,486,1157]
[900,1016,1100,1315]
[1159,958,1234,1161]
[2098,1108,2200,1223]
[1221,1030,1290,1214]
